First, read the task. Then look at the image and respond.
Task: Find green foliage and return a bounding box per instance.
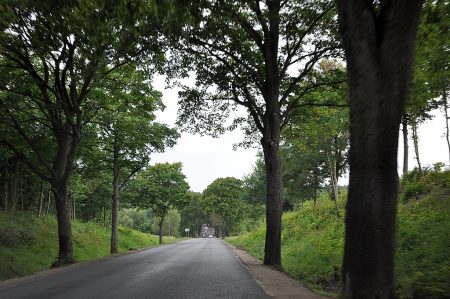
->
[401,165,450,202]
[0,212,176,281]
[151,209,181,237]
[179,191,210,236]
[171,0,340,144]
[229,194,345,295]
[133,162,190,217]
[281,61,349,208]
[202,177,246,236]
[86,64,179,182]
[229,171,450,297]
[409,0,449,117]
[396,188,450,298]
[119,208,152,233]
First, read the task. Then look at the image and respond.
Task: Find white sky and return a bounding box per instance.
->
[151,75,258,192]
[151,75,450,192]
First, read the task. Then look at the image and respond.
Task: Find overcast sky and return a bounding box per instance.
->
[151,75,450,192]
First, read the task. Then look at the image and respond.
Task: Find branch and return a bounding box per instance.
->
[295,102,348,108]
[5,111,53,173]
[230,84,264,133]
[218,0,264,51]
[279,46,338,106]
[0,139,51,182]
[189,37,263,88]
[119,165,144,191]
[281,79,346,128]
[250,0,269,37]
[280,5,334,79]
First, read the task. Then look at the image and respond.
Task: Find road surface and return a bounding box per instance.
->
[0,238,269,299]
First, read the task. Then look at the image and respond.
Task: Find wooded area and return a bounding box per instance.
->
[0,0,449,298]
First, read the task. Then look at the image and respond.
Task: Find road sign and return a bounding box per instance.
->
[184,228,190,232]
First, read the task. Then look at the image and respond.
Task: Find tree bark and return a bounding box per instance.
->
[51,130,79,266]
[158,214,165,245]
[327,151,341,218]
[46,189,51,216]
[402,114,409,174]
[261,118,283,267]
[10,159,20,213]
[72,195,76,220]
[110,142,120,254]
[38,184,44,217]
[337,1,423,297]
[20,177,24,212]
[3,179,8,213]
[411,117,423,175]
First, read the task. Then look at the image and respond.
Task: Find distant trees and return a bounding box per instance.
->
[282,61,348,215]
[336,0,423,297]
[132,163,190,244]
[179,192,210,237]
[201,177,245,237]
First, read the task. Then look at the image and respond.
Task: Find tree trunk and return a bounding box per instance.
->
[110,143,120,254]
[51,131,79,267]
[411,117,423,175]
[46,189,51,216]
[10,159,20,213]
[443,89,450,165]
[337,1,423,297]
[38,184,44,217]
[3,179,8,213]
[52,181,74,266]
[261,125,283,267]
[327,151,340,218]
[402,114,409,174]
[72,195,76,220]
[158,214,165,245]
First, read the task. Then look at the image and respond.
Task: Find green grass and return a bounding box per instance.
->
[228,180,450,298]
[0,214,177,281]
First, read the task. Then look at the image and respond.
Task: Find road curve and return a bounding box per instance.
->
[0,238,269,299]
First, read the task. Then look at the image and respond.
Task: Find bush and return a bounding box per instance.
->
[400,165,449,203]
[230,170,450,298]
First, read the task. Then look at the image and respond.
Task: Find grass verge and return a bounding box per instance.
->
[0,214,178,281]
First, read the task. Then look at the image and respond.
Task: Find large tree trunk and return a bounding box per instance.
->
[411,117,423,175]
[261,116,283,267]
[158,214,165,245]
[52,182,73,266]
[51,131,79,267]
[402,114,409,174]
[110,143,120,254]
[337,1,423,297]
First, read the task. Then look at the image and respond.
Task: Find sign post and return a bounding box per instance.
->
[184,228,190,238]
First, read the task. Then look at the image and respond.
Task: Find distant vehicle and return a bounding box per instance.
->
[201,224,215,238]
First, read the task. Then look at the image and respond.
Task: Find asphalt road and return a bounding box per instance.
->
[0,238,269,299]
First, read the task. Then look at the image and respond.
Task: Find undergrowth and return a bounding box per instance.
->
[228,168,450,298]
